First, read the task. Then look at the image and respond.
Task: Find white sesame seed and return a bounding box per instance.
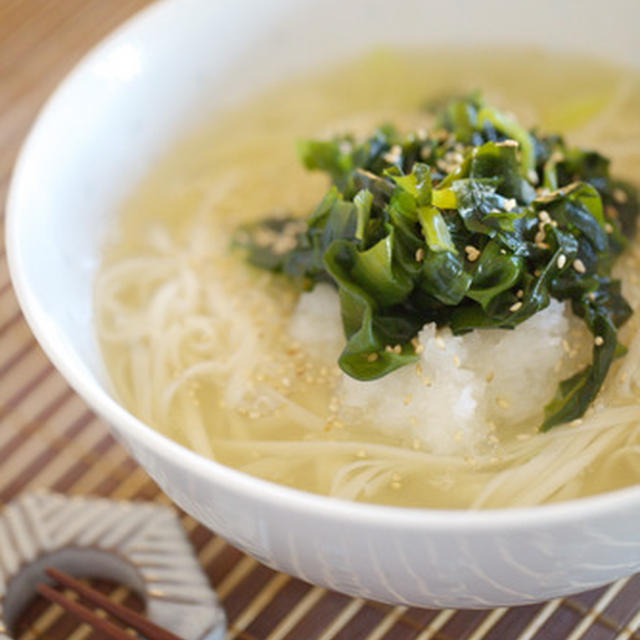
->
[500,139,519,148]
[504,198,517,212]
[606,204,619,220]
[415,247,425,262]
[366,352,379,362]
[509,301,523,312]
[605,223,614,233]
[557,254,567,269]
[570,419,583,427]
[594,336,604,346]
[538,210,551,224]
[393,344,402,355]
[464,245,481,262]
[534,229,546,244]
[272,235,298,255]
[383,144,402,164]
[573,259,586,274]
[613,188,628,204]
[516,289,524,299]
[527,169,539,184]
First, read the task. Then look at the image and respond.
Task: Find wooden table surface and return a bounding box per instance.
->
[1,2,640,639]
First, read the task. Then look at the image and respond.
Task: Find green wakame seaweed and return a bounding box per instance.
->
[234,94,639,431]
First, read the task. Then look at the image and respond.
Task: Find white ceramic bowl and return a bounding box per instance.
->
[7,0,640,608]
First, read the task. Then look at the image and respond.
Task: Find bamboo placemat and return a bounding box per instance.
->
[1,2,640,638]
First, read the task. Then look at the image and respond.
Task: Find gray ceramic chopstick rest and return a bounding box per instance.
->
[0,491,226,640]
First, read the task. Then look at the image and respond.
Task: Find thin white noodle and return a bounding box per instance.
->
[331,460,398,500]
[211,438,463,465]
[160,361,229,419]
[168,389,216,460]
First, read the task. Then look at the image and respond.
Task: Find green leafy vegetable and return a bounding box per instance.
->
[234,94,639,430]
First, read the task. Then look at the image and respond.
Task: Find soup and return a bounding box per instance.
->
[96,49,640,509]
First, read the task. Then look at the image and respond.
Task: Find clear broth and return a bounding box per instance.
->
[99,49,640,508]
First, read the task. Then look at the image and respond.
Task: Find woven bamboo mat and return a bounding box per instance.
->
[1,2,640,638]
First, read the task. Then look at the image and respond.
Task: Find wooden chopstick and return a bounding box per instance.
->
[37,568,184,640]
[36,583,138,640]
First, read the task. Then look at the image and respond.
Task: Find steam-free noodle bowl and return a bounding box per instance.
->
[96,49,640,509]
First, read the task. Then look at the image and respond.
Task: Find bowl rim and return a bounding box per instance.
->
[6,0,640,532]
